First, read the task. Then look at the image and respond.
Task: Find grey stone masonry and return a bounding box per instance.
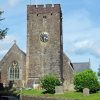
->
[27,4,61,14]
[26,4,63,84]
[0,43,26,87]
[0,4,74,90]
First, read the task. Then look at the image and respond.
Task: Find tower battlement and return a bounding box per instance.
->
[27,4,61,14]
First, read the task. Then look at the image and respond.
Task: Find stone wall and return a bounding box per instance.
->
[27,4,61,14]
[63,53,74,91]
[27,4,63,84]
[0,4,74,89]
[21,96,77,100]
[0,43,26,87]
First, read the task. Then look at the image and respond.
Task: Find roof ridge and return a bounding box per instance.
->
[72,62,90,64]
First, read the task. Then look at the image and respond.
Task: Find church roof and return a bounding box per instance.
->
[0,42,26,65]
[63,52,74,70]
[72,62,90,73]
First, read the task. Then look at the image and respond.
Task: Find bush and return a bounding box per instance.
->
[74,70,100,93]
[99,82,100,91]
[40,74,61,94]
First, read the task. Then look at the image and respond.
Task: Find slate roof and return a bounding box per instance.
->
[72,62,90,73]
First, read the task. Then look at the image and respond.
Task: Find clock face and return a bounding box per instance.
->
[40,32,48,42]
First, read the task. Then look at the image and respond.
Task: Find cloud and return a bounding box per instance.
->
[0,34,18,60]
[63,9,100,58]
[74,40,90,48]
[63,9,92,33]
[66,27,100,58]
[0,35,16,44]
[8,0,20,7]
[63,9,92,44]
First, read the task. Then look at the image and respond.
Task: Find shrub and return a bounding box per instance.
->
[99,82,100,91]
[40,74,61,94]
[74,70,99,93]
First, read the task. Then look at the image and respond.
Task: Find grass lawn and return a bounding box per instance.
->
[20,89,100,100]
[55,91,100,100]
[20,89,43,96]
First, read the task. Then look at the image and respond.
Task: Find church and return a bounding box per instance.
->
[0,4,74,91]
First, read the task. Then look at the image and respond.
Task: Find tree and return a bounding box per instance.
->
[40,74,61,94]
[0,11,8,39]
[97,65,100,78]
[74,70,99,93]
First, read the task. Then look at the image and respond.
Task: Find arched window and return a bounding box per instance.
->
[15,67,19,79]
[9,61,20,80]
[10,67,14,80]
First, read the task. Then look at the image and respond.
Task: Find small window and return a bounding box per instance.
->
[15,67,19,79]
[10,67,14,80]
[43,16,47,19]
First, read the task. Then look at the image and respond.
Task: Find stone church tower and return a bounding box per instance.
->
[0,4,74,90]
[26,4,63,84]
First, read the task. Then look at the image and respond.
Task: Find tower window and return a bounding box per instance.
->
[43,16,47,19]
[9,61,20,80]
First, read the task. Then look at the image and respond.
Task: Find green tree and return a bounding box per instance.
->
[40,74,61,94]
[98,65,100,78]
[74,70,99,93]
[0,11,8,39]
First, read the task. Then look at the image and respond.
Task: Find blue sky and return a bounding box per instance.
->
[0,0,100,72]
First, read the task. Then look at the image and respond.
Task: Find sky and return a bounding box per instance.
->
[0,0,100,72]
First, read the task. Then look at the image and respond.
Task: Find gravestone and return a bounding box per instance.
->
[55,86,64,94]
[83,88,90,96]
[22,80,25,88]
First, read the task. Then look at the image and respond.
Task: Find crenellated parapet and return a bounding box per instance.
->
[27,4,61,14]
